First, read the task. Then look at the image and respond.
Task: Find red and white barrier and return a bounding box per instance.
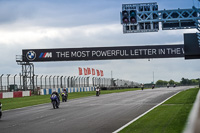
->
[0,91,31,99]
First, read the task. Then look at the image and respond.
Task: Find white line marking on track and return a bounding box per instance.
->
[113,91,181,133]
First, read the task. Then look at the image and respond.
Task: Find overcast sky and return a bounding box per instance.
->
[0,0,199,83]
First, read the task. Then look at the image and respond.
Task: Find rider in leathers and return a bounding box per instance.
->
[51,91,60,102]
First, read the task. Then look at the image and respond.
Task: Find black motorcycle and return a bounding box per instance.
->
[50,94,60,109]
[141,86,144,90]
[141,84,144,90]
[152,85,155,89]
[0,104,2,119]
[173,84,176,88]
[61,92,68,102]
[0,111,2,119]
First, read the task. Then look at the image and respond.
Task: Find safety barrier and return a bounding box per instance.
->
[0,91,31,99]
[39,87,95,95]
[0,74,139,92]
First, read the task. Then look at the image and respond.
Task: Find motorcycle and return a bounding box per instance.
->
[50,94,60,109]
[152,85,155,89]
[141,84,144,90]
[173,84,176,88]
[0,112,1,119]
[167,84,170,88]
[96,88,100,96]
[0,104,2,119]
[61,92,68,102]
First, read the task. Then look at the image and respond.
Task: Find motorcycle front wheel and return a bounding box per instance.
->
[0,111,2,118]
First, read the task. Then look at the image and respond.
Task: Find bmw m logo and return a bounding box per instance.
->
[26,51,36,61]
[39,52,52,58]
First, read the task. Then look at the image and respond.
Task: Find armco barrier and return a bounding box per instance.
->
[0,87,94,98]
[0,91,31,99]
[23,91,31,97]
[3,92,13,98]
[13,91,22,98]
[40,87,95,95]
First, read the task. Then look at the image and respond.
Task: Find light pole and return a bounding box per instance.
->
[14,74,17,90]
[19,73,22,89]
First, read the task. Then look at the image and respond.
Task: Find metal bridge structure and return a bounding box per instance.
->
[16,55,35,92]
[120,2,200,58]
[120,2,200,33]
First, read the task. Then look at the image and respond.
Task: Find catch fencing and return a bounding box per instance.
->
[0,74,139,92]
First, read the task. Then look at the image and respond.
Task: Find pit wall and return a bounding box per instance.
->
[40,87,95,95]
[0,91,31,99]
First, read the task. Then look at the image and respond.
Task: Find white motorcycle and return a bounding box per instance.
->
[96,88,100,96]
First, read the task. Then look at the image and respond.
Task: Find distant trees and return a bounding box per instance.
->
[156,80,168,86]
[156,79,178,86]
[180,78,199,85]
[155,78,199,86]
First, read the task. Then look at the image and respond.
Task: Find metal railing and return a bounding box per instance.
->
[0,74,139,92]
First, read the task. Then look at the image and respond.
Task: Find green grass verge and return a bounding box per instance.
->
[120,88,199,133]
[0,88,142,111]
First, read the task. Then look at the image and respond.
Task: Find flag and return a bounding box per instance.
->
[84,68,88,75]
[100,70,104,76]
[78,67,82,75]
[96,69,100,76]
[92,68,95,75]
[87,68,91,75]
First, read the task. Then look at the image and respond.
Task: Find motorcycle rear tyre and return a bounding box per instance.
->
[52,101,56,109]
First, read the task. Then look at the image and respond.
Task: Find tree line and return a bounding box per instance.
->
[155,78,200,86]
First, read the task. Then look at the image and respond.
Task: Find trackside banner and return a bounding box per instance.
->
[22,44,184,62]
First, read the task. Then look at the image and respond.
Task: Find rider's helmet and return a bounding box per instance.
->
[52,90,57,94]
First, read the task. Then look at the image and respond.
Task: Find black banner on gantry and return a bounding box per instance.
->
[184,33,200,59]
[22,44,184,62]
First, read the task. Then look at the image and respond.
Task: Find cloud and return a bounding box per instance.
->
[0,0,199,84]
[0,22,199,83]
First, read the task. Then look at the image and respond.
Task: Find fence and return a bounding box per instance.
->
[0,74,140,92]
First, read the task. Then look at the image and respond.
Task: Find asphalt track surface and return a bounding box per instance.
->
[0,86,190,133]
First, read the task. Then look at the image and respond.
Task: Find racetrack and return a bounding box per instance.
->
[0,86,191,133]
